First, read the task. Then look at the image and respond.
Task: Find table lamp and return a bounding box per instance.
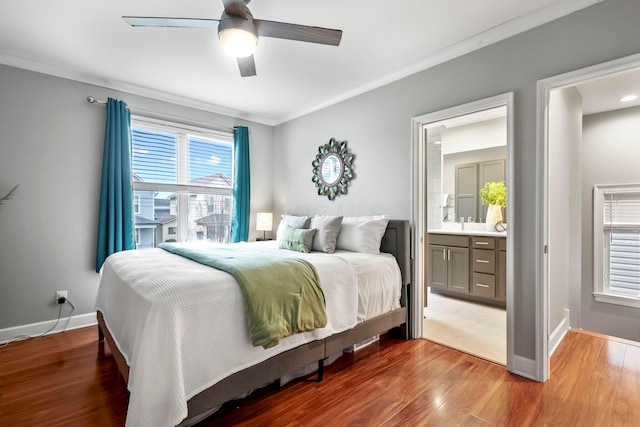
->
[256,212,273,241]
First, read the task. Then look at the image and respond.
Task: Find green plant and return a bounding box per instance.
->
[479,181,506,208]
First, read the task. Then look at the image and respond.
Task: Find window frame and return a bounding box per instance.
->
[593,184,640,308]
[131,115,234,244]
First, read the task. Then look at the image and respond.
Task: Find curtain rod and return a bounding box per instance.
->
[86,96,238,134]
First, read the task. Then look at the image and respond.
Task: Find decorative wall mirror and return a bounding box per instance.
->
[312,138,355,200]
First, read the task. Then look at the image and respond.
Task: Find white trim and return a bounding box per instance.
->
[0,312,97,344]
[511,355,538,380]
[537,51,640,384]
[549,308,571,356]
[535,79,550,382]
[278,0,600,125]
[411,92,515,369]
[593,292,640,308]
[0,0,600,126]
[0,52,277,126]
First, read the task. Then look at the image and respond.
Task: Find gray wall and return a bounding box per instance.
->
[0,64,274,330]
[548,87,582,335]
[581,106,640,340]
[273,0,640,360]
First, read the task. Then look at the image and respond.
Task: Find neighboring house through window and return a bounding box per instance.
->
[131,116,234,246]
[134,194,141,214]
[593,184,640,308]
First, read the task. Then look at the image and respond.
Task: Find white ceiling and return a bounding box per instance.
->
[576,68,640,115]
[0,0,599,125]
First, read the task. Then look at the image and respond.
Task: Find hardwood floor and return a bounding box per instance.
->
[1,326,640,426]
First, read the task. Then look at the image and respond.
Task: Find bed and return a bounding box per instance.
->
[96,219,411,427]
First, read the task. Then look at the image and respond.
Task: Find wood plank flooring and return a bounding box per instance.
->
[1,327,640,426]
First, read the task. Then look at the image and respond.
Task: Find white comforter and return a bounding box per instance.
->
[95,242,400,427]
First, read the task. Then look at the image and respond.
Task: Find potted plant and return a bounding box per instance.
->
[479,181,506,228]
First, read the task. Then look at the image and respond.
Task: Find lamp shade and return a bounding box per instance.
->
[256,212,273,232]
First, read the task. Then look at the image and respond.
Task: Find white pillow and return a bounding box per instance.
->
[336,215,390,254]
[276,215,311,241]
[310,215,343,253]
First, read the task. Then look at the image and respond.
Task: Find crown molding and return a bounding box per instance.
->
[0,0,603,128]
[274,0,604,125]
[0,52,278,126]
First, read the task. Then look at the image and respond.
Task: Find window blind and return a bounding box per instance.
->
[604,190,640,292]
[603,191,640,232]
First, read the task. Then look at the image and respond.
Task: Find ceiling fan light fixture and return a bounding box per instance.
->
[219,27,258,58]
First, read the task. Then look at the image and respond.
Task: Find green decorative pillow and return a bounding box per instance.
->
[279,226,317,253]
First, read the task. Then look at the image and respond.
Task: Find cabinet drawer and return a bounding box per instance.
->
[473,249,495,274]
[428,234,469,248]
[471,236,495,249]
[472,273,496,299]
[498,237,506,251]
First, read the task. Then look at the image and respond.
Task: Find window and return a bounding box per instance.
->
[131,116,234,246]
[593,184,640,308]
[134,194,141,214]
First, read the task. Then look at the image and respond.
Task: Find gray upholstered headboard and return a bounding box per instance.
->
[380,219,411,287]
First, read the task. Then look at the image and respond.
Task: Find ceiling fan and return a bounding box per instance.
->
[123,0,343,77]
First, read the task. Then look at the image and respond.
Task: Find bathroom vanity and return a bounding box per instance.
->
[426,229,506,307]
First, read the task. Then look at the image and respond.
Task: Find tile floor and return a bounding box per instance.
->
[422,291,506,365]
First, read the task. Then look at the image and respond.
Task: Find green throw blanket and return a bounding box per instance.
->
[159,243,327,348]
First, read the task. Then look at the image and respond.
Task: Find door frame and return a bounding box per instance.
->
[411,92,515,371]
[536,51,640,381]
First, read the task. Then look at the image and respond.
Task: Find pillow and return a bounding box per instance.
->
[279,226,317,253]
[276,215,311,241]
[310,215,343,253]
[335,215,390,254]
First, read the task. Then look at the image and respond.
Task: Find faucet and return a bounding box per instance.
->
[460,217,465,230]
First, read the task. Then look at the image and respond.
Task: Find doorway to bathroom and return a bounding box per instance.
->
[412,93,514,367]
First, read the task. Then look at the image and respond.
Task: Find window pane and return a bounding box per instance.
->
[132,128,177,184]
[189,137,233,187]
[133,190,160,249]
[610,232,640,292]
[188,192,233,243]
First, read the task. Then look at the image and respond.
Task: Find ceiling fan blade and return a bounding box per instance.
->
[123,16,219,28]
[254,20,342,46]
[222,0,248,19]
[237,56,257,77]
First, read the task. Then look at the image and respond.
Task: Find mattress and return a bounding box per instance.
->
[95,242,401,427]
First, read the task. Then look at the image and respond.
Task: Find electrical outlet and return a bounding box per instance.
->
[55,290,68,304]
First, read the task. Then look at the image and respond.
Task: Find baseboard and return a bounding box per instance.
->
[549,308,571,357]
[510,355,538,381]
[0,311,97,344]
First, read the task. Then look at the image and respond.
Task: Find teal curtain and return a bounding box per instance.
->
[95,98,135,272]
[231,126,250,242]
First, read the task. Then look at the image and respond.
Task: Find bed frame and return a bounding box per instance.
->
[97,219,411,425]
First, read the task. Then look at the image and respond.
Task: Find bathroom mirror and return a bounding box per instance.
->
[312,138,355,200]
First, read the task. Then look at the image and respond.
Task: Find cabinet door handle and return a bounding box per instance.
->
[476,283,490,288]
[443,249,446,260]
[476,260,490,264]
[448,249,451,261]
[475,242,489,246]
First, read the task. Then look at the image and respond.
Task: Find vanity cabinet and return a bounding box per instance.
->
[428,233,506,306]
[427,234,470,295]
[471,236,498,300]
[498,237,506,301]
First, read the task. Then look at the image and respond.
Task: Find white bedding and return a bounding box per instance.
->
[95,242,401,427]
